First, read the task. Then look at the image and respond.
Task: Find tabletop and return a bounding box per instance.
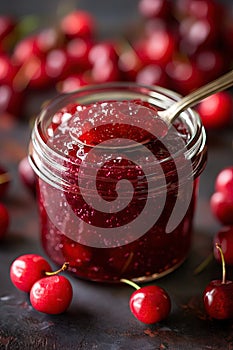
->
[0,1,233,349]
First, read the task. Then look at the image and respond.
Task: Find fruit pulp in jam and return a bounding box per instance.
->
[38,99,197,282]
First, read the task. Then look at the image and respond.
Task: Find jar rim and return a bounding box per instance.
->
[29,82,207,189]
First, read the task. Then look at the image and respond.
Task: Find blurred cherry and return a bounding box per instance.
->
[194,49,226,82]
[215,167,233,198]
[57,73,90,93]
[136,64,167,87]
[0,84,23,116]
[196,91,233,129]
[18,157,36,196]
[138,0,171,19]
[142,29,176,66]
[210,192,233,226]
[66,37,93,72]
[60,10,95,39]
[166,58,203,95]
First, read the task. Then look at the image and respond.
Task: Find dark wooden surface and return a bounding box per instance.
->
[0,112,232,350]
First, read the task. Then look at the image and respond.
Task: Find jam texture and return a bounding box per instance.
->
[31,88,206,283]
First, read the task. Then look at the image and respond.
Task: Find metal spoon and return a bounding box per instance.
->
[158,69,233,124]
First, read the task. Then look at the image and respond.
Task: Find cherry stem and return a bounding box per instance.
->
[0,172,10,185]
[120,278,141,290]
[45,262,69,276]
[216,243,226,284]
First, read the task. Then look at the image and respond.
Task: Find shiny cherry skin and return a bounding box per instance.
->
[210,192,233,226]
[130,285,171,324]
[196,92,233,129]
[203,243,233,320]
[215,167,233,198]
[10,254,52,292]
[214,226,233,265]
[203,280,233,320]
[0,203,9,240]
[30,275,73,314]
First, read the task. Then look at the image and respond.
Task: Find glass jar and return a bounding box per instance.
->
[29,82,207,283]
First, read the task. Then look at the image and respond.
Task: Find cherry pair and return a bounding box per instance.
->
[10,254,73,314]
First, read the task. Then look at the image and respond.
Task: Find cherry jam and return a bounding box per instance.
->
[29,83,207,282]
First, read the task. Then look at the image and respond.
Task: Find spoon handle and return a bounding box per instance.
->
[158,69,233,124]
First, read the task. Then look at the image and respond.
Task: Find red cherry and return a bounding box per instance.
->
[30,274,73,314]
[138,0,171,19]
[35,27,63,55]
[214,226,233,266]
[194,50,226,83]
[66,38,93,72]
[60,10,95,39]
[0,54,19,85]
[0,203,9,240]
[210,192,233,226]
[0,83,23,116]
[88,41,119,66]
[57,73,90,93]
[18,157,37,196]
[91,59,120,83]
[12,36,41,65]
[45,48,69,82]
[136,64,167,87]
[166,58,203,95]
[176,0,222,21]
[118,46,142,81]
[17,56,49,90]
[179,17,219,56]
[121,279,171,324]
[0,165,10,198]
[143,29,176,66]
[10,254,52,292]
[215,167,233,198]
[203,243,233,320]
[196,92,233,129]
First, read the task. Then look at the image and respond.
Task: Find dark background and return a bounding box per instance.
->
[0,1,233,349]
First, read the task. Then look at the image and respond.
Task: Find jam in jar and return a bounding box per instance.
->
[29,83,207,282]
